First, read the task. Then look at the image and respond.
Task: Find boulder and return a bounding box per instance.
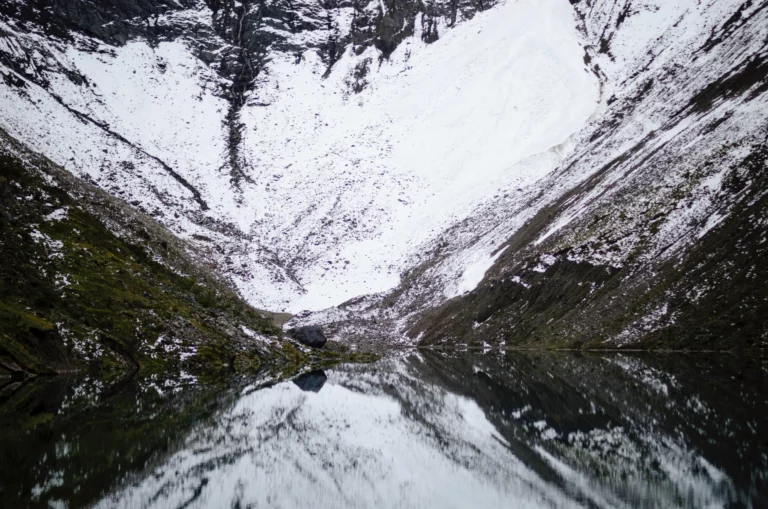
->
[288,326,327,348]
[293,370,327,393]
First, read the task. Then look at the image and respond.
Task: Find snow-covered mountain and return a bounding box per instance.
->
[293,0,768,348]
[0,0,597,309]
[1,0,766,348]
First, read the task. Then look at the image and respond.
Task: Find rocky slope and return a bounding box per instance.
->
[0,128,373,376]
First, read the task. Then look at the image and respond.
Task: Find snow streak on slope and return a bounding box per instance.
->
[0,0,597,313]
[239,0,598,310]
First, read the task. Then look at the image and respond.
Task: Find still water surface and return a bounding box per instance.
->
[1,351,766,508]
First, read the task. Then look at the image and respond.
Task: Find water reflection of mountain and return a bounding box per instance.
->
[0,372,256,509]
[396,352,768,508]
[2,352,766,508]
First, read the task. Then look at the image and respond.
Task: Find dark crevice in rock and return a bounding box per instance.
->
[206,0,270,188]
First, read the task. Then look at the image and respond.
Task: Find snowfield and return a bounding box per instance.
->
[239,0,598,310]
[0,0,598,313]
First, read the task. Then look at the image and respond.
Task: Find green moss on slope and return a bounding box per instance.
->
[0,153,285,374]
[0,151,376,376]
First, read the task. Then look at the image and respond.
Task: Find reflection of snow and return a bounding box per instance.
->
[91,353,753,509]
[95,369,581,509]
[22,352,754,509]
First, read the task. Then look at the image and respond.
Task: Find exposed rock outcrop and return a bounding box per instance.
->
[288,326,328,348]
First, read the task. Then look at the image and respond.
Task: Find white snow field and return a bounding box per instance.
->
[240,0,599,310]
[0,0,598,312]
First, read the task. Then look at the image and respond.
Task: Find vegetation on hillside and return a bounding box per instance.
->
[0,149,374,377]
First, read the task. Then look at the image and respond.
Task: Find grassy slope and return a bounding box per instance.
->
[410,141,768,351]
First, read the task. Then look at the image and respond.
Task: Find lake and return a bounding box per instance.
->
[1,351,766,508]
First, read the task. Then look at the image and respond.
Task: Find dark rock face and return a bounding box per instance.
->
[288,326,327,348]
[292,370,327,392]
[0,0,197,45]
[0,0,496,94]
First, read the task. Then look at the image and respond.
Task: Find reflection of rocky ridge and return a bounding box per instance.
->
[406,352,768,508]
[0,372,246,509]
[29,352,758,509]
